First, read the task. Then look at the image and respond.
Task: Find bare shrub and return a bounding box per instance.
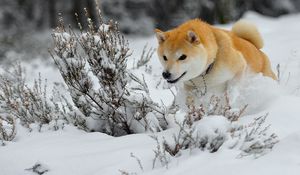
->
[207,93,248,122]
[25,162,49,175]
[0,116,16,145]
[130,152,144,171]
[50,8,167,136]
[151,105,209,169]
[151,135,171,169]
[151,94,278,168]
[0,65,51,127]
[159,105,226,158]
[118,169,137,175]
[0,64,82,133]
[134,44,154,73]
[232,114,279,158]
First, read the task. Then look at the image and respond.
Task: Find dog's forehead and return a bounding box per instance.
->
[164,34,187,50]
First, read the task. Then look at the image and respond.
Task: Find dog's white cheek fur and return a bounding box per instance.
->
[182,50,208,81]
[182,56,207,81]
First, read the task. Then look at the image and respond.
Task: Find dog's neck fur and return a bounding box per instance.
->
[183,60,215,88]
[202,61,215,76]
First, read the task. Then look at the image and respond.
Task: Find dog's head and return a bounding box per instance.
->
[155,27,209,84]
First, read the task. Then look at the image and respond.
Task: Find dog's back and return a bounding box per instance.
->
[230,21,277,79]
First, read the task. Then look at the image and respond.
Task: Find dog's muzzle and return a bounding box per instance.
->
[166,71,187,83]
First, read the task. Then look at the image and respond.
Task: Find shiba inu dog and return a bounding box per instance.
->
[155,19,276,105]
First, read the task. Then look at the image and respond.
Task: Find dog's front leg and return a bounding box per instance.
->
[183,84,196,107]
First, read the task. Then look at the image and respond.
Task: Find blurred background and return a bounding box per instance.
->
[1,0,300,63]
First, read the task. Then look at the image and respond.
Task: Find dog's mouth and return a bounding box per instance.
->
[167,72,187,84]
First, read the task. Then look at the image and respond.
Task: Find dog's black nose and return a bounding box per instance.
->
[162,71,171,79]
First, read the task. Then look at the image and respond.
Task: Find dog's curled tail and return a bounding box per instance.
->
[232,20,264,49]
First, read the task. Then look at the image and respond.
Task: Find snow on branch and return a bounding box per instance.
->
[50,7,167,136]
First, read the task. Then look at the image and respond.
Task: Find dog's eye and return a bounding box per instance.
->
[178,54,187,61]
[163,55,168,61]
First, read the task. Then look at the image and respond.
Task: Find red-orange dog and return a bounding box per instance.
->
[155,19,276,105]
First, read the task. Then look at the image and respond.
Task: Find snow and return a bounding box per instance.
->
[194,115,230,138]
[1,11,300,175]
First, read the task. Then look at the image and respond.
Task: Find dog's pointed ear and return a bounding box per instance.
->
[187,30,200,44]
[155,29,167,43]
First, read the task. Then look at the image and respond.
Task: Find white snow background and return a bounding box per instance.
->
[1,12,300,175]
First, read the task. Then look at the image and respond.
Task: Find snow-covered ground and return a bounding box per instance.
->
[1,12,300,175]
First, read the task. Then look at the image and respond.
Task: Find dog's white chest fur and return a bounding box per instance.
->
[180,67,235,107]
